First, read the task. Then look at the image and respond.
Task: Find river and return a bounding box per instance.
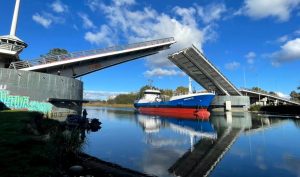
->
[83,106,300,177]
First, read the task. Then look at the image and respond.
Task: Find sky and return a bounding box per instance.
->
[1,0,300,100]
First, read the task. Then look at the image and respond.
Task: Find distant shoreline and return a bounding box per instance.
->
[83,102,134,108]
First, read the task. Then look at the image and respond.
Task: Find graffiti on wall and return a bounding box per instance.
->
[0,89,53,114]
[0,84,7,90]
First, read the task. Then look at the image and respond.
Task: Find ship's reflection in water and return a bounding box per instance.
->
[137,114,217,151]
[83,107,300,177]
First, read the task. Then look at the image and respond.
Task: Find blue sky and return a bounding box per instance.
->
[1,0,300,99]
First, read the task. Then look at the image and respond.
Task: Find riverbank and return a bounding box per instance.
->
[249,105,300,116]
[0,110,153,177]
[84,102,134,108]
[0,111,62,176]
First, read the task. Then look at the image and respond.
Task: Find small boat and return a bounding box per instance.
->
[134,79,215,119]
[66,114,101,131]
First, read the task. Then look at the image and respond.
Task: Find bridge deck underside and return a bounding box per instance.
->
[29,45,168,78]
[10,37,176,78]
[168,46,241,96]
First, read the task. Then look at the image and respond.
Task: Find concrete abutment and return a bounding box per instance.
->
[0,68,83,119]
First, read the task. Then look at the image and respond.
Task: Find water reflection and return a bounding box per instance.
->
[136,114,217,151]
[83,107,300,177]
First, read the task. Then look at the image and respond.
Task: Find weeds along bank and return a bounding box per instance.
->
[0,111,84,177]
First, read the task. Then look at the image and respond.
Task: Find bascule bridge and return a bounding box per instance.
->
[0,0,175,118]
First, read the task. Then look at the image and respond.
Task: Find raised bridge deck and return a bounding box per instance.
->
[10,37,176,78]
[168,45,242,96]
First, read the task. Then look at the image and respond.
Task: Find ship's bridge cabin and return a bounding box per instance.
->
[137,89,162,103]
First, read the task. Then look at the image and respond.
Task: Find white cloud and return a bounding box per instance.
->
[84,25,114,46]
[294,29,300,35]
[86,0,99,11]
[51,0,68,13]
[32,13,52,28]
[275,92,290,99]
[84,1,226,79]
[78,13,96,29]
[86,0,135,11]
[196,3,227,24]
[32,12,65,28]
[245,51,256,64]
[225,61,240,70]
[270,38,300,66]
[144,68,185,77]
[277,35,289,43]
[113,0,135,6]
[173,6,197,26]
[83,90,129,100]
[266,34,292,45]
[240,0,300,22]
[86,1,218,70]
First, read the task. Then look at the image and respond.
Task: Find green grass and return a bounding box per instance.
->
[0,111,67,177]
[0,112,55,176]
[249,105,262,111]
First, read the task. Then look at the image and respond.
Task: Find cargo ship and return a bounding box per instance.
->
[134,79,215,119]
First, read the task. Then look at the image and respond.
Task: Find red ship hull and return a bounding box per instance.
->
[137,107,210,120]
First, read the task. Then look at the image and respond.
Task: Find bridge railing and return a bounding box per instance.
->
[0,42,24,52]
[9,37,175,70]
[240,88,300,105]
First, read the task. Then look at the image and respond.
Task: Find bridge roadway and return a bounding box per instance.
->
[240,89,300,106]
[168,45,242,96]
[9,37,176,78]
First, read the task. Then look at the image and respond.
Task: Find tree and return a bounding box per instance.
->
[107,93,137,104]
[41,48,68,57]
[268,91,278,96]
[47,48,68,56]
[161,89,173,97]
[290,90,300,102]
[175,86,189,95]
[251,87,268,94]
[290,86,300,102]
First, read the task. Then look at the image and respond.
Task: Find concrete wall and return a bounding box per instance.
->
[0,68,83,118]
[210,96,250,112]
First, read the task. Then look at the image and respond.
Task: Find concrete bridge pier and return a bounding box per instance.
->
[210,96,250,112]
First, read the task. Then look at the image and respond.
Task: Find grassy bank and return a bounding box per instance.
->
[249,105,300,115]
[0,111,153,177]
[260,105,300,115]
[84,102,134,108]
[0,111,83,177]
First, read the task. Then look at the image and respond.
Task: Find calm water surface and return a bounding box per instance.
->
[83,106,300,177]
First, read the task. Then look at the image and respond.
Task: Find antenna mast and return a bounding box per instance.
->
[10,0,20,36]
[188,77,192,94]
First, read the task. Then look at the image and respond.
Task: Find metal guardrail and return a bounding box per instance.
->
[9,37,175,70]
[0,42,24,52]
[240,89,300,105]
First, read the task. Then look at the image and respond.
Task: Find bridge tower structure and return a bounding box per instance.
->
[0,0,27,68]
